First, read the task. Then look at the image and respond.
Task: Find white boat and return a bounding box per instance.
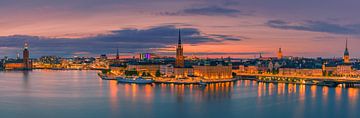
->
[116,76,154,84]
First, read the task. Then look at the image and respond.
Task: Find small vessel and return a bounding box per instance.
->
[317,81,338,87]
[304,81,316,85]
[98,73,116,80]
[117,76,154,84]
[199,80,207,86]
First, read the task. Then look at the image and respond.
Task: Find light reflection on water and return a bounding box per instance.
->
[0,70,359,118]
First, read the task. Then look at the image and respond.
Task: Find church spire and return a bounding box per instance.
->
[175,28,184,67]
[116,48,120,60]
[345,39,348,50]
[343,39,350,63]
[178,29,182,45]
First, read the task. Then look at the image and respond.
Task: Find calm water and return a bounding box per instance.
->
[0,70,359,118]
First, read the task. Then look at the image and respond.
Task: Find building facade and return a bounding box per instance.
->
[193,65,232,80]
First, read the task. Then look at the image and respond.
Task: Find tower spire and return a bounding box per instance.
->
[178,29,181,45]
[116,48,120,60]
[343,39,350,63]
[346,39,348,49]
[24,42,29,49]
[175,28,184,68]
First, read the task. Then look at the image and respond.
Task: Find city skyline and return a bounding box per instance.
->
[1,0,360,58]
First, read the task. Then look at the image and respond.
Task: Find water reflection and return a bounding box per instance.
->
[109,80,118,112]
[22,71,30,89]
[202,82,233,101]
[0,70,359,118]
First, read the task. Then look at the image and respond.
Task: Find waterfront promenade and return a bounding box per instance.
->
[237,73,360,84]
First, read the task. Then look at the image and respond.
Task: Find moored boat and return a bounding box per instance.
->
[199,80,207,86]
[317,81,338,87]
[116,76,154,84]
[98,73,116,80]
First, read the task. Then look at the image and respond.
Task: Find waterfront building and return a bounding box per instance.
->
[174,67,194,78]
[334,64,352,76]
[4,42,32,70]
[193,60,232,80]
[160,64,174,77]
[127,64,160,76]
[110,66,126,75]
[32,56,62,69]
[4,61,25,70]
[278,68,323,76]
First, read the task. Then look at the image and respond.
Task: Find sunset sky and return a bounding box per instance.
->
[1,0,360,58]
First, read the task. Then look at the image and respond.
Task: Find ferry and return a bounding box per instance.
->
[116,76,154,84]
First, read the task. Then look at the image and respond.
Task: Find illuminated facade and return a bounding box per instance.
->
[160,64,174,77]
[4,63,25,70]
[127,64,160,76]
[193,65,232,80]
[278,68,323,76]
[334,65,352,76]
[193,60,232,80]
[174,67,193,78]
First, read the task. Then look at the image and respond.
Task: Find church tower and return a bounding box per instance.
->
[23,42,31,69]
[277,48,283,59]
[175,29,184,67]
[343,39,350,63]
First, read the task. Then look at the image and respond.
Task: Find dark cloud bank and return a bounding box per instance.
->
[266,20,360,35]
[160,6,250,17]
[0,25,241,57]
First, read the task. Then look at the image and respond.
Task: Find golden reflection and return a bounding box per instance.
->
[124,84,131,98]
[257,82,267,97]
[322,87,329,103]
[299,84,305,98]
[268,83,274,96]
[277,83,285,95]
[109,80,118,111]
[257,82,263,97]
[202,82,232,101]
[335,87,342,101]
[348,88,359,106]
[143,84,153,103]
[176,84,185,102]
[311,85,317,98]
[131,84,137,98]
[288,84,297,94]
